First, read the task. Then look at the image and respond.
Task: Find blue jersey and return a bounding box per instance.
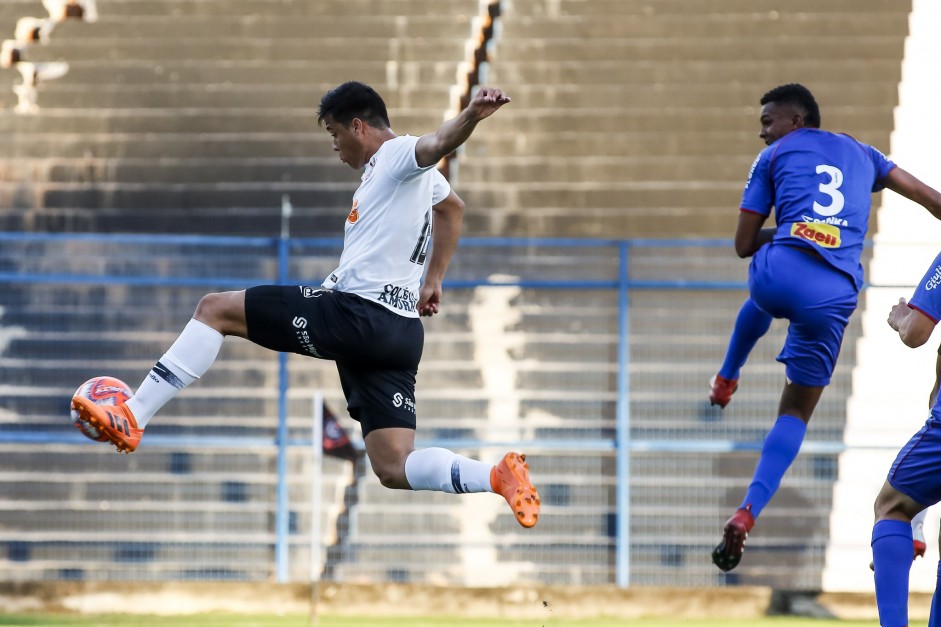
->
[740,127,896,290]
[909,251,941,422]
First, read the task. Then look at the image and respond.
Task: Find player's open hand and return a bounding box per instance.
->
[466,87,510,121]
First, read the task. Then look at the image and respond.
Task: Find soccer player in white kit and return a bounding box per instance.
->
[71,82,540,528]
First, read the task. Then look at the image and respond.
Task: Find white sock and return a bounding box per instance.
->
[404,447,494,494]
[126,319,224,428]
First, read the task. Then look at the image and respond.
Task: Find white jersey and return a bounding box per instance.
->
[323,135,451,317]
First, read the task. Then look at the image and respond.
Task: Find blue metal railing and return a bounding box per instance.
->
[0,231,914,587]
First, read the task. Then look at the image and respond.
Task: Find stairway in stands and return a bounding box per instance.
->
[0,0,478,235]
[458,0,907,239]
[451,0,910,588]
[0,0,492,584]
[0,0,914,590]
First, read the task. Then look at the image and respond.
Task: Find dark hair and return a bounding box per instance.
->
[317,81,391,129]
[760,83,821,128]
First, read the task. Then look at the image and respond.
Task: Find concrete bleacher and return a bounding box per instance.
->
[455,0,908,238]
[446,0,908,589]
[0,0,482,234]
[0,0,914,592]
[0,0,492,584]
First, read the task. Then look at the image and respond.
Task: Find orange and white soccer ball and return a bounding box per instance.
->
[71,376,132,441]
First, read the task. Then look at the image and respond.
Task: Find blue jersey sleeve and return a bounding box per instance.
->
[909,251,941,323]
[863,144,896,192]
[740,147,774,216]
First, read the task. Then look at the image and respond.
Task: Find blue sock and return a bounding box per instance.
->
[930,561,941,627]
[740,415,807,518]
[718,298,773,380]
[872,519,914,627]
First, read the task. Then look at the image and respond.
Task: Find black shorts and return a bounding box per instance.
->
[244,285,423,436]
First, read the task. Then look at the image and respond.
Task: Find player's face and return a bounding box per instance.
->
[323,115,367,170]
[758,102,803,145]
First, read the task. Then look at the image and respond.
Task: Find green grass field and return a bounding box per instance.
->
[0,616,894,627]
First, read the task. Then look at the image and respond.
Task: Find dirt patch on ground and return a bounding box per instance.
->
[817,591,930,621]
[0,581,779,620]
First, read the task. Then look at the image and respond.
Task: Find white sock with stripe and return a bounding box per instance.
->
[404,447,494,494]
[125,319,224,428]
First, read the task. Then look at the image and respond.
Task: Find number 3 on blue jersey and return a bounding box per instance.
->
[813,164,844,216]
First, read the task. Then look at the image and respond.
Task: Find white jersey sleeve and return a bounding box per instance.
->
[432,168,451,205]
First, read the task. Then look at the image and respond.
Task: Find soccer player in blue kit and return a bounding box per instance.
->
[709,84,941,571]
[872,253,941,627]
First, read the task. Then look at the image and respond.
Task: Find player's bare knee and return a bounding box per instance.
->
[193,291,245,335]
[873,484,923,522]
[370,460,408,490]
[193,293,225,325]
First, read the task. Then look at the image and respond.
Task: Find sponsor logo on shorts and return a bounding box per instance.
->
[790,222,840,248]
[291,316,322,357]
[377,284,418,313]
[926,265,941,291]
[392,392,416,414]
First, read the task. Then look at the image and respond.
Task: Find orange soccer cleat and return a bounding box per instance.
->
[491,452,540,528]
[71,396,143,453]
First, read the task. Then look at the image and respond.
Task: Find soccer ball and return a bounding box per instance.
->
[71,376,132,441]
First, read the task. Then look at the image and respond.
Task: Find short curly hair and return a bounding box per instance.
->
[760,83,821,128]
[317,81,391,129]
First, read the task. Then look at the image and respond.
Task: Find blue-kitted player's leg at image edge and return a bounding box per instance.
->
[871,420,941,627]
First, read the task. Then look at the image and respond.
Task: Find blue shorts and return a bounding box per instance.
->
[748,243,858,387]
[888,417,941,506]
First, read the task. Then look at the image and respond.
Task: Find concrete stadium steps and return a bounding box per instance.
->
[469,82,902,110]
[493,37,906,62]
[0,157,351,184]
[476,107,896,135]
[4,82,457,110]
[4,104,895,135]
[329,543,617,586]
[0,1,483,234]
[0,182,358,211]
[90,0,484,17]
[0,442,353,581]
[0,132,332,159]
[452,0,907,238]
[495,13,906,39]
[30,37,470,64]
[459,129,889,160]
[28,14,478,40]
[6,60,452,88]
[0,206,350,235]
[510,0,899,16]
[485,60,901,92]
[459,155,752,185]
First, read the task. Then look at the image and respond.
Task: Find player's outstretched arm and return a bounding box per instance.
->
[888,297,937,348]
[414,87,511,168]
[884,167,941,221]
[418,190,465,317]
